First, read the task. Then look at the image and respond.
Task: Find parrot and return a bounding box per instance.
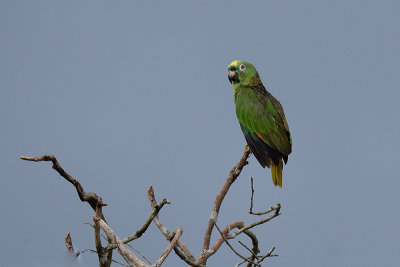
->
[228,60,292,187]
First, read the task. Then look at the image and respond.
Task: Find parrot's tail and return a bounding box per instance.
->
[270,158,283,188]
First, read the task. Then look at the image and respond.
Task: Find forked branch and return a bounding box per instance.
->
[20,154,112,267]
[21,144,282,267]
[197,145,250,265]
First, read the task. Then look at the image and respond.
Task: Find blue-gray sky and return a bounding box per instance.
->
[1,1,400,266]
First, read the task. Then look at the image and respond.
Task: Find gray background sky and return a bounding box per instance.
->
[1,1,399,266]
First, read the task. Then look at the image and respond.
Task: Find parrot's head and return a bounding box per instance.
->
[228,60,260,87]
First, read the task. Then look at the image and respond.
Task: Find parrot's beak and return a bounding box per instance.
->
[228,67,239,84]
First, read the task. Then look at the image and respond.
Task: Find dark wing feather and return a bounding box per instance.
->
[240,123,287,167]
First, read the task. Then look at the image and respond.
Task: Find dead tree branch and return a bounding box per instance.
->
[147,186,204,267]
[238,241,258,260]
[256,247,278,264]
[20,154,113,267]
[94,215,148,267]
[65,232,80,257]
[204,220,262,266]
[214,223,260,267]
[250,178,281,216]
[233,204,281,238]
[197,145,250,265]
[127,244,153,265]
[21,144,281,267]
[195,145,281,266]
[20,155,106,212]
[155,227,183,267]
[94,215,183,267]
[106,197,170,250]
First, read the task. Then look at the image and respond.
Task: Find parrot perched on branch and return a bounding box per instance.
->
[228,60,292,187]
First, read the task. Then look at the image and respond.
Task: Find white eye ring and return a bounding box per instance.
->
[239,64,246,71]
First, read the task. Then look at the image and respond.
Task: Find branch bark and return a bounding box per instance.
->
[232,204,280,238]
[147,186,204,267]
[106,197,170,250]
[155,227,183,267]
[20,154,113,267]
[65,232,80,257]
[21,145,280,267]
[214,223,260,267]
[94,216,148,267]
[197,145,250,265]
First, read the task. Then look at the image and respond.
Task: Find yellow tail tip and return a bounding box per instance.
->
[270,159,283,188]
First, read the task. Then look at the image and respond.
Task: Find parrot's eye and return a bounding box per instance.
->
[239,64,246,71]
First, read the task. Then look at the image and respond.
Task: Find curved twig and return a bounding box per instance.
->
[20,154,112,267]
[214,223,260,267]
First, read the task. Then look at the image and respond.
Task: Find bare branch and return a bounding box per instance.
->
[65,232,74,253]
[249,177,255,215]
[126,244,153,265]
[242,231,260,267]
[65,232,80,257]
[95,215,183,267]
[82,246,131,267]
[20,155,106,212]
[81,248,97,254]
[85,222,109,242]
[94,214,104,264]
[256,247,278,265]
[249,178,280,216]
[235,260,247,267]
[173,248,205,267]
[206,220,260,264]
[94,216,149,267]
[111,259,130,267]
[214,223,260,267]
[200,145,250,263]
[20,154,113,267]
[238,241,259,260]
[209,221,244,257]
[233,204,281,238]
[155,227,183,267]
[235,246,277,267]
[148,186,204,267]
[22,147,280,267]
[106,197,170,250]
[201,201,279,266]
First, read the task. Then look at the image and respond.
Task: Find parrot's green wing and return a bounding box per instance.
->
[235,84,291,187]
[235,84,291,158]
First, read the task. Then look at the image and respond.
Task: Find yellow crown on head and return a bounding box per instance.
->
[230,60,239,67]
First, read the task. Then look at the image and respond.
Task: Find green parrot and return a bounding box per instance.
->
[228,60,292,187]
